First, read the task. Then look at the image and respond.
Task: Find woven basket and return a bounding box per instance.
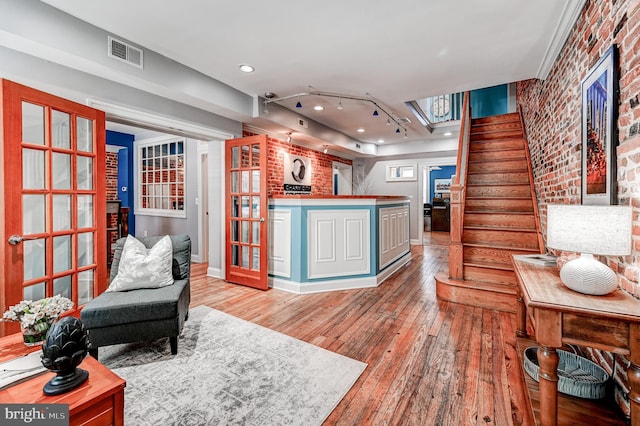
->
[523,346,609,400]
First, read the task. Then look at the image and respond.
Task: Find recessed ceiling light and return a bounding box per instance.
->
[443,132,452,136]
[378,139,384,144]
[357,128,365,133]
[314,105,324,111]
[238,64,255,73]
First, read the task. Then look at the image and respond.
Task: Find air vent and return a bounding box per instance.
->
[108,36,143,69]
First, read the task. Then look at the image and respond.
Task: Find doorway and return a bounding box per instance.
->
[421,162,456,246]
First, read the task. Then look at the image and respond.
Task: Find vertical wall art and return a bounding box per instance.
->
[581,44,618,205]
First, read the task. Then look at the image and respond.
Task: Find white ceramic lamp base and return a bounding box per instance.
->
[559,253,618,296]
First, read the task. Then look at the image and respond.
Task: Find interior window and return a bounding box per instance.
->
[136,137,186,218]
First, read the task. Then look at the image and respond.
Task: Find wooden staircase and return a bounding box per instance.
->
[436,112,543,312]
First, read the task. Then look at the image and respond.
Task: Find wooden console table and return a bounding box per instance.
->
[0,333,125,425]
[513,257,640,426]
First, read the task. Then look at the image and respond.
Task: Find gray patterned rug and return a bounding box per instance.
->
[98,306,367,425]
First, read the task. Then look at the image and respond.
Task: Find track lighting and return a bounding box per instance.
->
[322,145,329,154]
[263,88,409,136]
[286,132,292,143]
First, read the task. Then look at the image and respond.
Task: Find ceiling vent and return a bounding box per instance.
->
[108,36,143,69]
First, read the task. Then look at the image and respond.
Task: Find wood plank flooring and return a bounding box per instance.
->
[189,241,536,425]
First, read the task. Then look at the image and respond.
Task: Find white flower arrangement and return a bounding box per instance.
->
[2,295,74,330]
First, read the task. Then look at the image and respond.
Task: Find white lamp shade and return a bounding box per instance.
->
[547,205,632,255]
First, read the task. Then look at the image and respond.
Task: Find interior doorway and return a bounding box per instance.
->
[421,162,456,246]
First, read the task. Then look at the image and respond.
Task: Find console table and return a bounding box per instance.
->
[0,333,125,425]
[513,257,640,426]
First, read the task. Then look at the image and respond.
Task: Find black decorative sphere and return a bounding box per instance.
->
[41,316,89,396]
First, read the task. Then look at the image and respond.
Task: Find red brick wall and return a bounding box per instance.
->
[517,0,640,414]
[106,151,119,201]
[243,130,352,196]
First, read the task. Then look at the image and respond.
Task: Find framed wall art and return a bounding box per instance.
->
[434,178,451,193]
[581,44,618,205]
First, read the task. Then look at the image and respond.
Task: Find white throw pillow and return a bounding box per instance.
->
[106,235,175,292]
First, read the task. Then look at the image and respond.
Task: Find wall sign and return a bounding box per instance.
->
[283,153,312,194]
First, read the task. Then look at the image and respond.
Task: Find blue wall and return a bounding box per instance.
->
[471,84,508,118]
[106,130,135,235]
[429,166,457,203]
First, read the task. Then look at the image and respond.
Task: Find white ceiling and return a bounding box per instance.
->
[41,0,583,148]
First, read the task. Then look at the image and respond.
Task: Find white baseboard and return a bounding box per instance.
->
[207,266,223,279]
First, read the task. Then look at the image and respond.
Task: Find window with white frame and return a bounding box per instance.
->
[135,136,186,217]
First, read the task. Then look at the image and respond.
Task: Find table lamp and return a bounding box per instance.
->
[546,204,632,295]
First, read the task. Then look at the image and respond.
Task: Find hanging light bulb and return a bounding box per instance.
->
[386,118,391,126]
[296,95,302,108]
[286,133,292,143]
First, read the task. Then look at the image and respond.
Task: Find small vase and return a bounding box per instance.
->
[21,321,51,346]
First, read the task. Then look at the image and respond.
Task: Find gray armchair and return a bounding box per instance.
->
[81,234,191,358]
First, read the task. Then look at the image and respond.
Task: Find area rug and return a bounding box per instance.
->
[99,306,367,425]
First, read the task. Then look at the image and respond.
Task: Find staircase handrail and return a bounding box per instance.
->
[448,91,471,280]
[518,105,545,253]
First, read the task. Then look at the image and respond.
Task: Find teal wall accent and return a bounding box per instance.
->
[471,84,508,118]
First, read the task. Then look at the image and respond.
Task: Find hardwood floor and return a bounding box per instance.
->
[189,243,534,425]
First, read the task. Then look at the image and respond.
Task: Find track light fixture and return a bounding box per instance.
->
[286,132,292,143]
[263,88,408,135]
[322,144,329,154]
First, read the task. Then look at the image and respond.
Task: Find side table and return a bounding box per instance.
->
[0,333,125,425]
[513,257,640,426]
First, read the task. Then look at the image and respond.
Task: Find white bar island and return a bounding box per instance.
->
[268,195,411,294]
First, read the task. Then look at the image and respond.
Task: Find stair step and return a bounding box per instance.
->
[435,272,517,313]
[471,113,520,126]
[466,184,532,199]
[463,228,539,250]
[471,121,522,134]
[467,171,530,185]
[463,246,540,268]
[467,159,529,173]
[463,265,517,286]
[471,129,523,141]
[465,198,533,212]
[464,211,536,229]
[469,149,525,163]
[470,138,526,152]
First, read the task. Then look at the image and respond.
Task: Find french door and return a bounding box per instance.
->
[1,80,106,335]
[225,135,268,290]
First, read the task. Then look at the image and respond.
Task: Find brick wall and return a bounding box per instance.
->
[243,130,352,196]
[517,0,640,415]
[106,151,119,201]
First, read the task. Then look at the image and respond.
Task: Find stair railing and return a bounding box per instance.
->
[448,91,471,280]
[518,105,545,253]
